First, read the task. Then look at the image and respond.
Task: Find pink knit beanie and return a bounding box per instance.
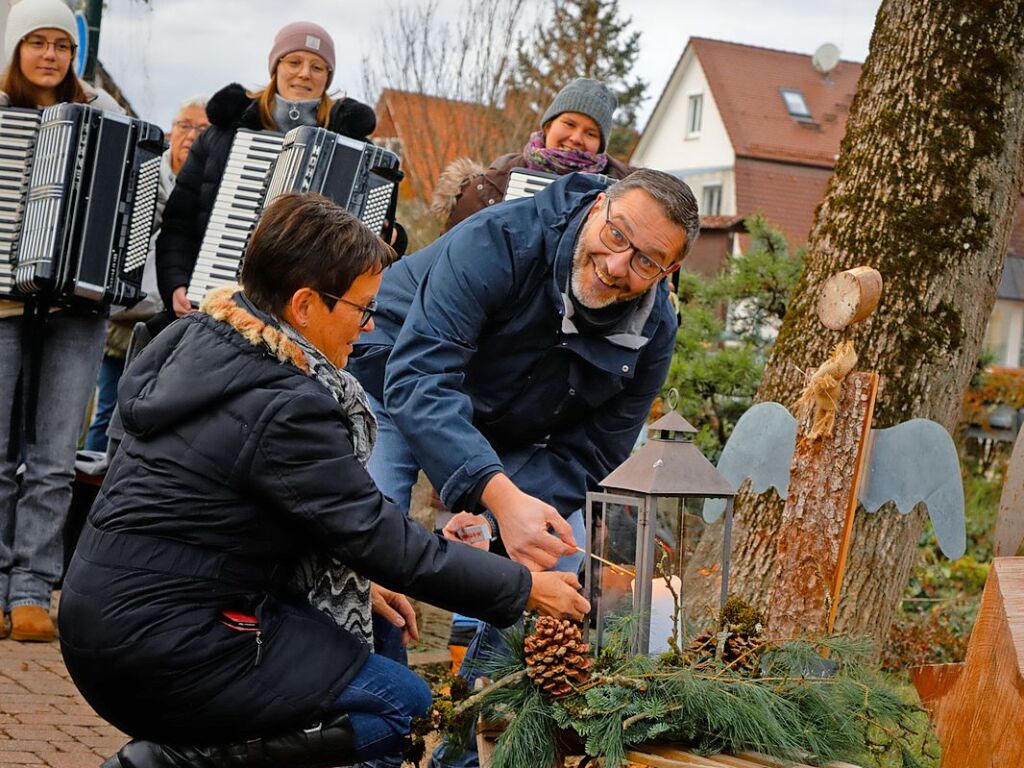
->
[267,22,336,84]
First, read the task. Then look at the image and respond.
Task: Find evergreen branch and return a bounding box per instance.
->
[452,669,529,719]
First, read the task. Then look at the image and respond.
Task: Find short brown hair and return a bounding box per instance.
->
[241,192,397,317]
[2,39,86,108]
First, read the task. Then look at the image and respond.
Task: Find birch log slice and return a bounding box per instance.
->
[817,267,883,330]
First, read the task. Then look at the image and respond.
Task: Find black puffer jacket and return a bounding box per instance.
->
[155,84,377,309]
[58,289,530,744]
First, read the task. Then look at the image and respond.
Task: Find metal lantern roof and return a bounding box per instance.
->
[599,411,736,498]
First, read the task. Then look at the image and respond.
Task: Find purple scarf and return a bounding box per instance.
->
[522,130,609,175]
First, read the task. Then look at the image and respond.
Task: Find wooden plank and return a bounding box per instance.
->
[626,749,720,768]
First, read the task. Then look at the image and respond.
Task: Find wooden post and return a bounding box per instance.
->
[911,558,1024,767]
[766,372,878,638]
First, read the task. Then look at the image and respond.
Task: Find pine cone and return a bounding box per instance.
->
[524,617,593,697]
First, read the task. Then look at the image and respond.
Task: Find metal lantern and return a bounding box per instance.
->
[584,410,736,655]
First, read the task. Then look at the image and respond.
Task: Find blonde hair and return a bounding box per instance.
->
[248,73,332,131]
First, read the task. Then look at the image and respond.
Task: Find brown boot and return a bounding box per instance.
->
[0,609,9,639]
[10,605,55,642]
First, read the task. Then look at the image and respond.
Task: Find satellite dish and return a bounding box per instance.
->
[812,43,841,76]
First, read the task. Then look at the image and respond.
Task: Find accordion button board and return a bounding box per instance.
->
[188,126,402,307]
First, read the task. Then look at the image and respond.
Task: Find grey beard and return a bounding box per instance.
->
[570,237,618,309]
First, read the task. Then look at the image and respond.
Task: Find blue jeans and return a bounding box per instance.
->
[0,313,105,609]
[330,652,432,763]
[84,354,125,452]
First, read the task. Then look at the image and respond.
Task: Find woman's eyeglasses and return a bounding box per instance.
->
[22,37,76,55]
[317,290,377,328]
[173,121,209,136]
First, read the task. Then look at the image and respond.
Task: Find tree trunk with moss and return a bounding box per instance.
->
[693,0,1024,642]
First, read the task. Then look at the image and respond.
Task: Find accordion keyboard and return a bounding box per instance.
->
[188,130,284,306]
[0,108,39,298]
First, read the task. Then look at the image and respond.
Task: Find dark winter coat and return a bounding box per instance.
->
[430,151,633,232]
[58,289,530,745]
[347,174,677,519]
[155,83,377,310]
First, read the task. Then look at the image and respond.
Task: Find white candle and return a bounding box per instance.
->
[648,576,682,654]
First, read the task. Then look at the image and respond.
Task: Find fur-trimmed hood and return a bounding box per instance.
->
[199,286,308,373]
[118,287,313,439]
[429,156,486,223]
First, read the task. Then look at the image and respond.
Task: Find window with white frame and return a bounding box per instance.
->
[702,183,722,216]
[779,88,812,121]
[686,93,703,136]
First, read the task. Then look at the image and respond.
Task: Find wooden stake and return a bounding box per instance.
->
[827,372,879,633]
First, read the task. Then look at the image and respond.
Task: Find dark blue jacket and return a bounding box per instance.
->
[348,174,677,517]
[58,293,530,744]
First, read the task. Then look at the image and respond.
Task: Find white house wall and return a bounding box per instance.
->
[632,46,736,215]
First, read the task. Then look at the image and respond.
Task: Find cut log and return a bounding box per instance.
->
[766,372,878,638]
[816,267,883,330]
[911,557,1024,767]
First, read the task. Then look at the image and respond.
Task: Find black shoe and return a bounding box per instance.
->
[104,714,358,768]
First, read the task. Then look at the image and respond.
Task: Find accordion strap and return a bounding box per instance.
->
[18,297,49,449]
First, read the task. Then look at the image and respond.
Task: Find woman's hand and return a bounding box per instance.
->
[171,286,194,318]
[370,584,419,647]
[442,511,492,551]
[526,572,590,622]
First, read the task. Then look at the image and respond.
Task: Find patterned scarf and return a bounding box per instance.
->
[278,319,378,647]
[522,129,610,175]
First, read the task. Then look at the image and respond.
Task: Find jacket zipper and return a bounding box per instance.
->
[255,631,264,667]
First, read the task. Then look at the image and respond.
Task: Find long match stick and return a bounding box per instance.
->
[576,546,635,577]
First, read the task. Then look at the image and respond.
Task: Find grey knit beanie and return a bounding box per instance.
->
[4,0,78,69]
[541,78,617,153]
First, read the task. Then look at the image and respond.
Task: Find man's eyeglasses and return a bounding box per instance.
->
[599,199,679,281]
[317,290,377,328]
[22,37,76,55]
[173,121,209,136]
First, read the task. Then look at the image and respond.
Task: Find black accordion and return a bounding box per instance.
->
[0,103,164,308]
[188,127,401,305]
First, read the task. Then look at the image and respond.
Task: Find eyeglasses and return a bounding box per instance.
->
[279,57,330,77]
[599,199,679,280]
[317,290,377,328]
[173,121,209,136]
[22,37,76,55]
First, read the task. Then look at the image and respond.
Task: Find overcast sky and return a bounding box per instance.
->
[96,0,883,131]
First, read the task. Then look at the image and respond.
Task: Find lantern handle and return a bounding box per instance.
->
[666,387,680,413]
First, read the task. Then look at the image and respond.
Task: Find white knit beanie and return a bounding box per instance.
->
[4,0,79,68]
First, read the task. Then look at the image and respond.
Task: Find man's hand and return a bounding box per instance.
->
[442,511,492,551]
[171,286,194,317]
[370,584,419,646]
[482,474,576,571]
[527,572,590,621]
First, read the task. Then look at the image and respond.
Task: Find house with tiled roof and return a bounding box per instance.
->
[372,89,507,205]
[634,36,1024,371]
[631,37,860,249]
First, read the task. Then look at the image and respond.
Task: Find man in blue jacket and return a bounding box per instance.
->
[348,167,697,572]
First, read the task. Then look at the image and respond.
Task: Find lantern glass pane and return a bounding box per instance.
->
[647,497,724,654]
[585,494,643,653]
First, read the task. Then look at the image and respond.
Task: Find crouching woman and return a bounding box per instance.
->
[58,193,588,768]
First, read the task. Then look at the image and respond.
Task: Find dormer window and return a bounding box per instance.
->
[780,88,812,121]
